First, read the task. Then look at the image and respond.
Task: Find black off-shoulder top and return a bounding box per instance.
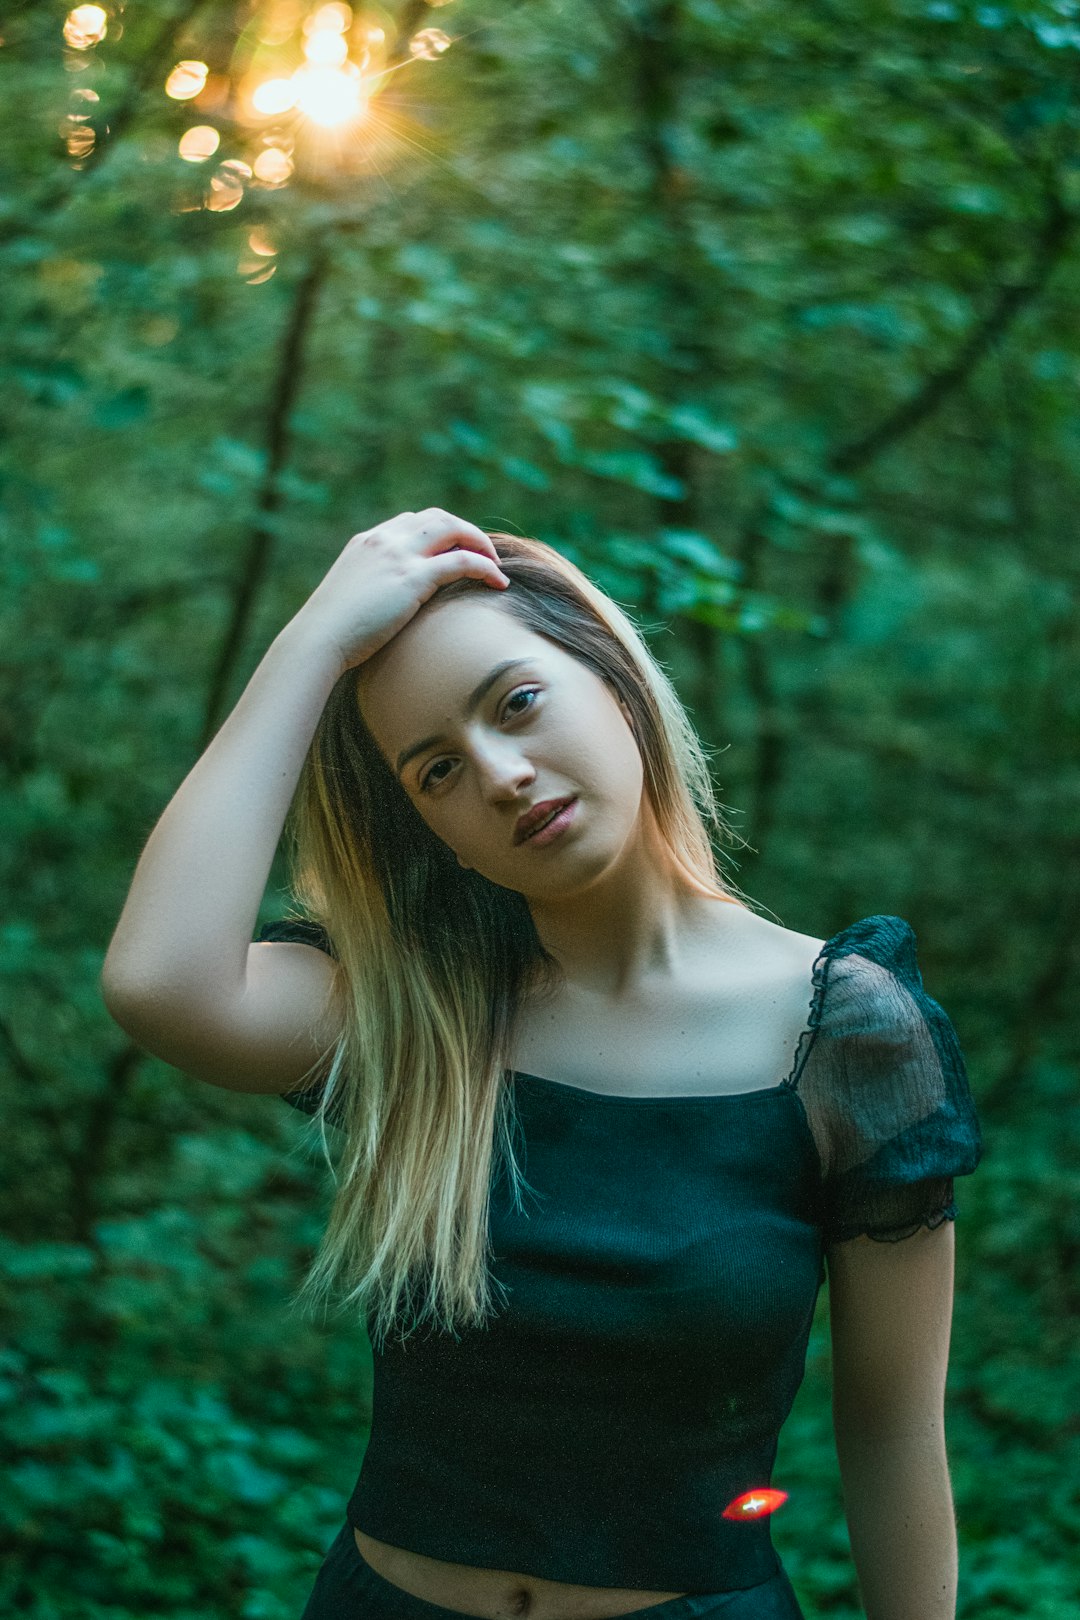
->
[255,913,983,1592]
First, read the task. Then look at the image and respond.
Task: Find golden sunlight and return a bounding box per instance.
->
[291,62,364,127]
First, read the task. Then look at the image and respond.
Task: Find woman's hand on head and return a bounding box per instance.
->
[292,509,511,676]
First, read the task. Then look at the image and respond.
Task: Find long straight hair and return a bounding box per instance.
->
[281,533,758,1348]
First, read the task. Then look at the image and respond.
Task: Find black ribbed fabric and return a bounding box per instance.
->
[256,913,983,1591]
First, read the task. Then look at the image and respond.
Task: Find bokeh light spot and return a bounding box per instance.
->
[307,3,352,31]
[304,29,348,66]
[252,77,297,115]
[239,254,278,284]
[258,0,305,47]
[207,163,246,212]
[247,228,277,257]
[408,28,452,60]
[65,124,96,157]
[178,124,221,162]
[63,6,108,49]
[252,146,293,185]
[166,61,209,101]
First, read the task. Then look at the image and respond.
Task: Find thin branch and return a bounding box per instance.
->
[629,3,741,738]
[828,189,1074,475]
[199,245,331,750]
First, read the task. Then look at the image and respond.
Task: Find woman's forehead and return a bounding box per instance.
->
[355,601,557,732]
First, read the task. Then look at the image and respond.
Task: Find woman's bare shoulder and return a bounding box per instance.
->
[720,904,828,971]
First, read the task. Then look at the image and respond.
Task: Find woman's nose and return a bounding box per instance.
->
[474,742,535,797]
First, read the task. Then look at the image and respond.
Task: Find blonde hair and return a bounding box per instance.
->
[281,533,758,1348]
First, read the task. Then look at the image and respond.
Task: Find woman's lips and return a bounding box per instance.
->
[520,796,578,847]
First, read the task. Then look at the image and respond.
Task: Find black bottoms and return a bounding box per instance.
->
[298,1523,807,1620]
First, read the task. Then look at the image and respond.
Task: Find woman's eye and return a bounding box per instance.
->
[418,687,541,793]
[502,686,539,720]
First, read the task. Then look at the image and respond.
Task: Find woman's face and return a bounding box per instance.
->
[355,595,646,896]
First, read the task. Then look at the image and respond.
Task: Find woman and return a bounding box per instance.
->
[102,509,983,1620]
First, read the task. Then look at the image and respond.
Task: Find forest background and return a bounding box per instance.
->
[2,0,1078,1616]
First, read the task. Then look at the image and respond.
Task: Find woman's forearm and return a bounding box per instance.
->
[835,1424,958,1620]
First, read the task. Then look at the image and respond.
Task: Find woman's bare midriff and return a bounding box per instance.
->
[352,1528,689,1620]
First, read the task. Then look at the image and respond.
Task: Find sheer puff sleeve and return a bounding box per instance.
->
[255,916,341,1123]
[794,915,983,1245]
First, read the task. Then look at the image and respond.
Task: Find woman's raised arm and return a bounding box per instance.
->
[100,508,509,1092]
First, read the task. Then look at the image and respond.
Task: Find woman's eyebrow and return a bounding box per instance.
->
[395,659,536,777]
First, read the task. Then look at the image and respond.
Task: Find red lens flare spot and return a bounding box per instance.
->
[721,1487,788,1521]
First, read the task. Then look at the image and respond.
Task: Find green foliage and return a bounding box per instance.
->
[2,0,1078,1614]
